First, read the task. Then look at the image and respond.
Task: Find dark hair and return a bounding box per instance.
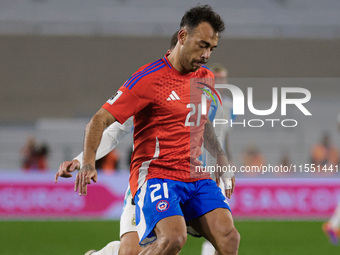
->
[170,30,179,50]
[180,5,225,35]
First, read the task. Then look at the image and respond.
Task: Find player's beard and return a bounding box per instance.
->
[179,51,207,73]
[179,57,196,73]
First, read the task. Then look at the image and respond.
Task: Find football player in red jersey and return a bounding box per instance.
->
[75,5,239,255]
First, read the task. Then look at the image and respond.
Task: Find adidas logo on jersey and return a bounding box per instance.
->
[167,90,180,101]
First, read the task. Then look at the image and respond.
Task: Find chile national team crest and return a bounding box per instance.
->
[156,200,170,212]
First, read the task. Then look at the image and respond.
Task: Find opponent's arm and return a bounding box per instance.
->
[54,116,133,183]
[74,116,133,167]
[75,108,116,196]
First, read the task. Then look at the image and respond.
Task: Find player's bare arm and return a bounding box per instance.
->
[75,108,116,196]
[203,119,225,159]
[203,119,235,198]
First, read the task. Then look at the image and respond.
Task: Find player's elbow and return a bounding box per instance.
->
[86,112,109,132]
[88,108,116,131]
[85,122,91,133]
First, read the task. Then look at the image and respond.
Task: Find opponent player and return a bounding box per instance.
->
[74,5,239,255]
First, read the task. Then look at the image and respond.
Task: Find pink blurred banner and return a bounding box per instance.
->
[0,172,339,219]
[228,179,340,219]
[0,172,128,219]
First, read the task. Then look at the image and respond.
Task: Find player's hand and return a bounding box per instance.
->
[225,177,236,199]
[55,160,80,183]
[74,164,98,196]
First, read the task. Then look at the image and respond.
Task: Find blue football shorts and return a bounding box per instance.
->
[134,178,231,246]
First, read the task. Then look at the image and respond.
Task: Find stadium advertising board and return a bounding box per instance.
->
[0,172,338,220]
[0,172,127,219]
[228,179,340,219]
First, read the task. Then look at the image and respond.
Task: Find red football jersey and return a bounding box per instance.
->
[102,54,215,196]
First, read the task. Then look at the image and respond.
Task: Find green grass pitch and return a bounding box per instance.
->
[0,220,339,255]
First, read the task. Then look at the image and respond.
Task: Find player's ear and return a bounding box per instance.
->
[178,29,187,45]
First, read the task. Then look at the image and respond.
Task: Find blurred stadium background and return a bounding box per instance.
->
[0,0,340,254]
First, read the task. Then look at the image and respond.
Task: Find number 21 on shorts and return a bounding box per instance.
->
[150,183,169,203]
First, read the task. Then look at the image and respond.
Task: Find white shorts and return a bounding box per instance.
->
[119,187,138,237]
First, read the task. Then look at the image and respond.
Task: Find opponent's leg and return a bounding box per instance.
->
[139,215,187,255]
[201,240,215,255]
[85,241,121,255]
[188,208,240,255]
[118,186,142,254]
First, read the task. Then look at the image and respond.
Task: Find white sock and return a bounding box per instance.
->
[92,241,120,255]
[329,202,340,229]
[201,240,215,255]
